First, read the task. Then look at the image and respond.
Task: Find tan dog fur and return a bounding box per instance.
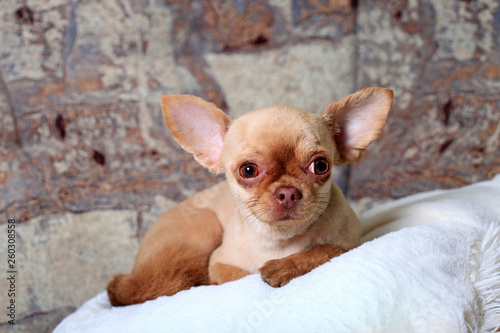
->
[107,87,393,306]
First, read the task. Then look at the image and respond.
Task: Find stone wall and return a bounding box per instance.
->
[351,0,500,198]
[0,0,498,331]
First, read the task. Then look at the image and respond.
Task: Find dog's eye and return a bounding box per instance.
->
[239,163,259,178]
[308,158,329,175]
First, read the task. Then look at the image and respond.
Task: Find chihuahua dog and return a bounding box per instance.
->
[107,87,393,306]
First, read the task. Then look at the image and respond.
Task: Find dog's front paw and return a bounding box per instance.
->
[259,257,300,287]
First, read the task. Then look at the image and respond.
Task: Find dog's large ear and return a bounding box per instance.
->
[322,87,393,165]
[161,95,232,174]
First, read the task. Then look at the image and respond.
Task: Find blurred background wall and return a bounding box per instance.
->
[0,0,499,331]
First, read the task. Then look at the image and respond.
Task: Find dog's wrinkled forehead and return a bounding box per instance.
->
[223,106,333,166]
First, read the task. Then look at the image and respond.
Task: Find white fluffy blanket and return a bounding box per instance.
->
[55,176,500,333]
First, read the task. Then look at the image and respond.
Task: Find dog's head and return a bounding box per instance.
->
[161,88,393,228]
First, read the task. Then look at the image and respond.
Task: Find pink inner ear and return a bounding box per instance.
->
[329,88,393,164]
[171,102,226,167]
[341,102,383,149]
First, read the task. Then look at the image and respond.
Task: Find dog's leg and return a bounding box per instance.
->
[209,262,249,285]
[259,244,344,287]
[107,242,210,306]
[107,208,223,306]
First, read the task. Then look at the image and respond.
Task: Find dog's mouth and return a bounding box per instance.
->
[244,188,327,225]
[249,205,305,224]
[270,209,302,222]
[275,214,294,221]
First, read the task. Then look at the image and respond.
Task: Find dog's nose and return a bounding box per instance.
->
[274,187,302,210]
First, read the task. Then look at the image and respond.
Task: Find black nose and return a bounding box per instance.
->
[274,187,302,210]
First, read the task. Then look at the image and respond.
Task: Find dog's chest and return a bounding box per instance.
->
[231,222,325,273]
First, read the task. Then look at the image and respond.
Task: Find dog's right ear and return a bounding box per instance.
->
[161,95,232,174]
[322,87,393,165]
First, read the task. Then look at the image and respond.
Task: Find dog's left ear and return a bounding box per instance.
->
[161,95,232,174]
[322,87,394,165]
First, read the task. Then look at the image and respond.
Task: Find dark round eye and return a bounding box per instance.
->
[308,157,329,175]
[239,163,259,178]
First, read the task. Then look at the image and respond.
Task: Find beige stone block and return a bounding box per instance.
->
[0,210,139,319]
[205,40,356,117]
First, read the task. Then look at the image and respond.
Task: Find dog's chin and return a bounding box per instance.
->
[243,196,321,226]
[253,207,307,225]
